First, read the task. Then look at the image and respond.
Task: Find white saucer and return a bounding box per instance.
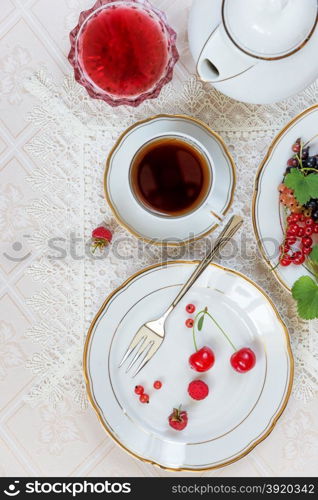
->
[84,261,293,471]
[104,115,236,246]
[253,104,318,291]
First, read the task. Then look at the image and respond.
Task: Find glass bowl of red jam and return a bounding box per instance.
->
[68,0,179,107]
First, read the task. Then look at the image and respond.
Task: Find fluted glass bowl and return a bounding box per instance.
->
[68,0,179,107]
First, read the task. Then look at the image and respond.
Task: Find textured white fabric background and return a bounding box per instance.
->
[0,0,318,477]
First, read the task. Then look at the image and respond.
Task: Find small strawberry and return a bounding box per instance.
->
[168,406,188,431]
[188,380,209,401]
[91,226,112,253]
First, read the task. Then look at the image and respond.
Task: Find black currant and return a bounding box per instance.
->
[307,156,317,168]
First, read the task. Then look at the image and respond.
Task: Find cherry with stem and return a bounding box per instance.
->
[191,307,256,373]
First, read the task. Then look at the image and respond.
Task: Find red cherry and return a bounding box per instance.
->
[189,346,215,372]
[186,304,196,314]
[153,380,162,390]
[230,348,256,373]
[302,236,313,248]
[134,385,144,395]
[185,318,194,328]
[140,393,149,404]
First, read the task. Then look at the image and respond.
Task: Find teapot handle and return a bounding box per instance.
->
[197,24,255,83]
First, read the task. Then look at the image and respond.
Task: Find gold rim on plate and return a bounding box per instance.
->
[83,260,294,472]
[252,103,318,293]
[104,114,237,247]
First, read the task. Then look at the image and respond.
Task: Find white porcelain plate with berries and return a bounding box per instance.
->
[253,104,318,320]
[84,261,293,471]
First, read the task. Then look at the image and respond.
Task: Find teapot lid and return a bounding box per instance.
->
[223,0,318,59]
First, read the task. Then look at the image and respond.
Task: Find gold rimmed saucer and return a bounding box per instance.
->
[104,114,236,246]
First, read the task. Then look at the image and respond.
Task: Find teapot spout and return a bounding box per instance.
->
[197,25,254,83]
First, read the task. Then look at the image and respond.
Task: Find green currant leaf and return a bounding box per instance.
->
[308,173,318,199]
[284,169,311,205]
[310,245,318,264]
[292,276,318,320]
[197,313,205,331]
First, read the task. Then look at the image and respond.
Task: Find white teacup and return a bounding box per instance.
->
[104,114,236,245]
[128,134,222,221]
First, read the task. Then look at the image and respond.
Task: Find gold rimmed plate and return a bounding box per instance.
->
[84,261,293,471]
[253,104,318,292]
[104,114,236,246]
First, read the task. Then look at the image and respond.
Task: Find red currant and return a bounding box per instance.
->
[305,217,314,227]
[185,318,194,328]
[287,227,298,236]
[280,245,290,255]
[314,224,318,233]
[134,385,144,395]
[287,158,298,167]
[291,213,301,223]
[186,304,196,314]
[140,393,149,404]
[287,215,294,224]
[280,256,291,266]
[302,236,313,248]
[303,246,312,255]
[293,252,306,265]
[305,226,313,236]
[286,236,297,245]
[297,227,305,237]
[299,214,306,222]
[153,380,162,390]
[230,348,256,373]
[292,142,301,153]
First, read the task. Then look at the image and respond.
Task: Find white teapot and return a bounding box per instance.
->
[188,0,318,103]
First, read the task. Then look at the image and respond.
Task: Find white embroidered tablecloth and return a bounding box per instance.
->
[0,0,317,477]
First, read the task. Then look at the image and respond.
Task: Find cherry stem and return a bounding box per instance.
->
[191,311,201,351]
[204,310,237,351]
[192,308,237,352]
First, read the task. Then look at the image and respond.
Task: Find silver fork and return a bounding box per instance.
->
[119,215,243,376]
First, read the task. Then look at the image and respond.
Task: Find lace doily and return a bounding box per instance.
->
[23,71,318,409]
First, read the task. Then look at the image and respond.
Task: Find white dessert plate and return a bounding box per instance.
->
[253,104,318,291]
[104,115,236,246]
[84,261,293,471]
